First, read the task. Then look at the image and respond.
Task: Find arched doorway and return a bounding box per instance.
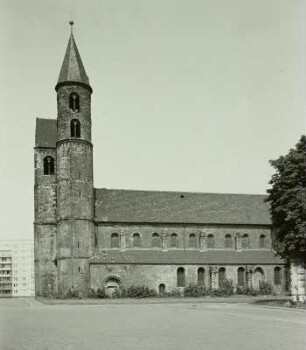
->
[254,267,264,289]
[104,277,121,298]
[159,284,166,296]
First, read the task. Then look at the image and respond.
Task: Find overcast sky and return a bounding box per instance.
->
[0,0,304,241]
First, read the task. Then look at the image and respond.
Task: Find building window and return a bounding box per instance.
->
[43,156,55,175]
[197,268,205,286]
[177,267,186,287]
[69,92,80,112]
[152,233,161,248]
[111,233,119,248]
[159,283,166,296]
[71,119,81,138]
[254,267,265,289]
[133,233,140,248]
[225,234,232,248]
[170,233,178,248]
[242,234,249,249]
[274,267,281,285]
[219,267,226,287]
[259,235,266,248]
[237,267,245,286]
[207,234,215,248]
[189,234,196,248]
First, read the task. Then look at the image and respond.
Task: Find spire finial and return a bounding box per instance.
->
[69,11,74,35]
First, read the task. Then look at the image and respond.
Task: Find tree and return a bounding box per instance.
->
[265,135,306,264]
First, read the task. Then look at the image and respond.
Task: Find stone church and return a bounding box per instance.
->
[34,29,285,297]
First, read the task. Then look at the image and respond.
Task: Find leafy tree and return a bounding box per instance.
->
[265,135,306,263]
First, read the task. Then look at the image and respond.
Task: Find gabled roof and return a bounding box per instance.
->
[56,34,90,88]
[94,189,271,225]
[35,118,57,148]
[90,250,283,265]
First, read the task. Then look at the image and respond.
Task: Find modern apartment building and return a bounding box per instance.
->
[0,250,12,297]
[0,241,35,297]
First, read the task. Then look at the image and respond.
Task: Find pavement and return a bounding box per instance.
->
[0,297,305,350]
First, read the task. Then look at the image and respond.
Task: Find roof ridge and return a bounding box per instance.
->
[95,187,267,197]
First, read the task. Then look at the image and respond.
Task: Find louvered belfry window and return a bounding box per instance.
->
[69,92,80,112]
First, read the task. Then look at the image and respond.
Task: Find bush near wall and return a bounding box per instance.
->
[112,285,157,298]
[64,286,81,299]
[86,280,275,299]
[207,279,234,296]
[166,288,183,297]
[184,285,208,297]
[259,281,274,295]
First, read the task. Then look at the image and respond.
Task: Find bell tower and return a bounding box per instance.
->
[55,22,94,297]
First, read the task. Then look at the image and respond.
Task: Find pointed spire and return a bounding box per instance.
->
[56,23,91,91]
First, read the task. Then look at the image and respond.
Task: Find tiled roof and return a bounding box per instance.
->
[94,189,271,225]
[57,34,90,87]
[89,250,283,265]
[35,118,57,148]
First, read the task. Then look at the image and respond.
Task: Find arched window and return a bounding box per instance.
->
[189,234,196,248]
[254,267,264,289]
[225,234,232,248]
[71,119,81,138]
[207,234,215,248]
[43,156,55,175]
[242,234,249,249]
[259,235,266,248]
[237,267,246,286]
[111,233,119,248]
[133,233,140,248]
[69,92,80,112]
[152,233,161,248]
[170,233,178,248]
[159,283,166,296]
[197,267,205,286]
[274,267,281,285]
[219,267,226,287]
[177,267,186,287]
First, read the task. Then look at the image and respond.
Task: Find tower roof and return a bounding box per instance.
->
[56,33,91,90]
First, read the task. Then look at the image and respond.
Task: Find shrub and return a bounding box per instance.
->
[236,286,259,296]
[96,288,107,299]
[259,281,274,295]
[167,288,183,297]
[65,286,80,299]
[88,288,96,298]
[213,279,234,296]
[119,285,157,298]
[250,289,260,296]
[184,284,208,297]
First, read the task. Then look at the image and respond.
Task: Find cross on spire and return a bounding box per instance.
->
[69,11,74,35]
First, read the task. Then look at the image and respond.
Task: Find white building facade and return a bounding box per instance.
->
[0,241,35,297]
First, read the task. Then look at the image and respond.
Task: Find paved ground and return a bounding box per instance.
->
[0,298,305,350]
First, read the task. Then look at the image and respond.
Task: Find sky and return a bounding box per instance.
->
[0,0,304,241]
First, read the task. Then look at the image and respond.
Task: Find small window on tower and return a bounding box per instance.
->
[71,119,81,138]
[69,93,80,112]
[43,156,55,175]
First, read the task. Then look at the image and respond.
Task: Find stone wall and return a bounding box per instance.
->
[56,84,92,143]
[96,224,272,251]
[34,147,58,296]
[89,263,285,293]
[56,83,94,297]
